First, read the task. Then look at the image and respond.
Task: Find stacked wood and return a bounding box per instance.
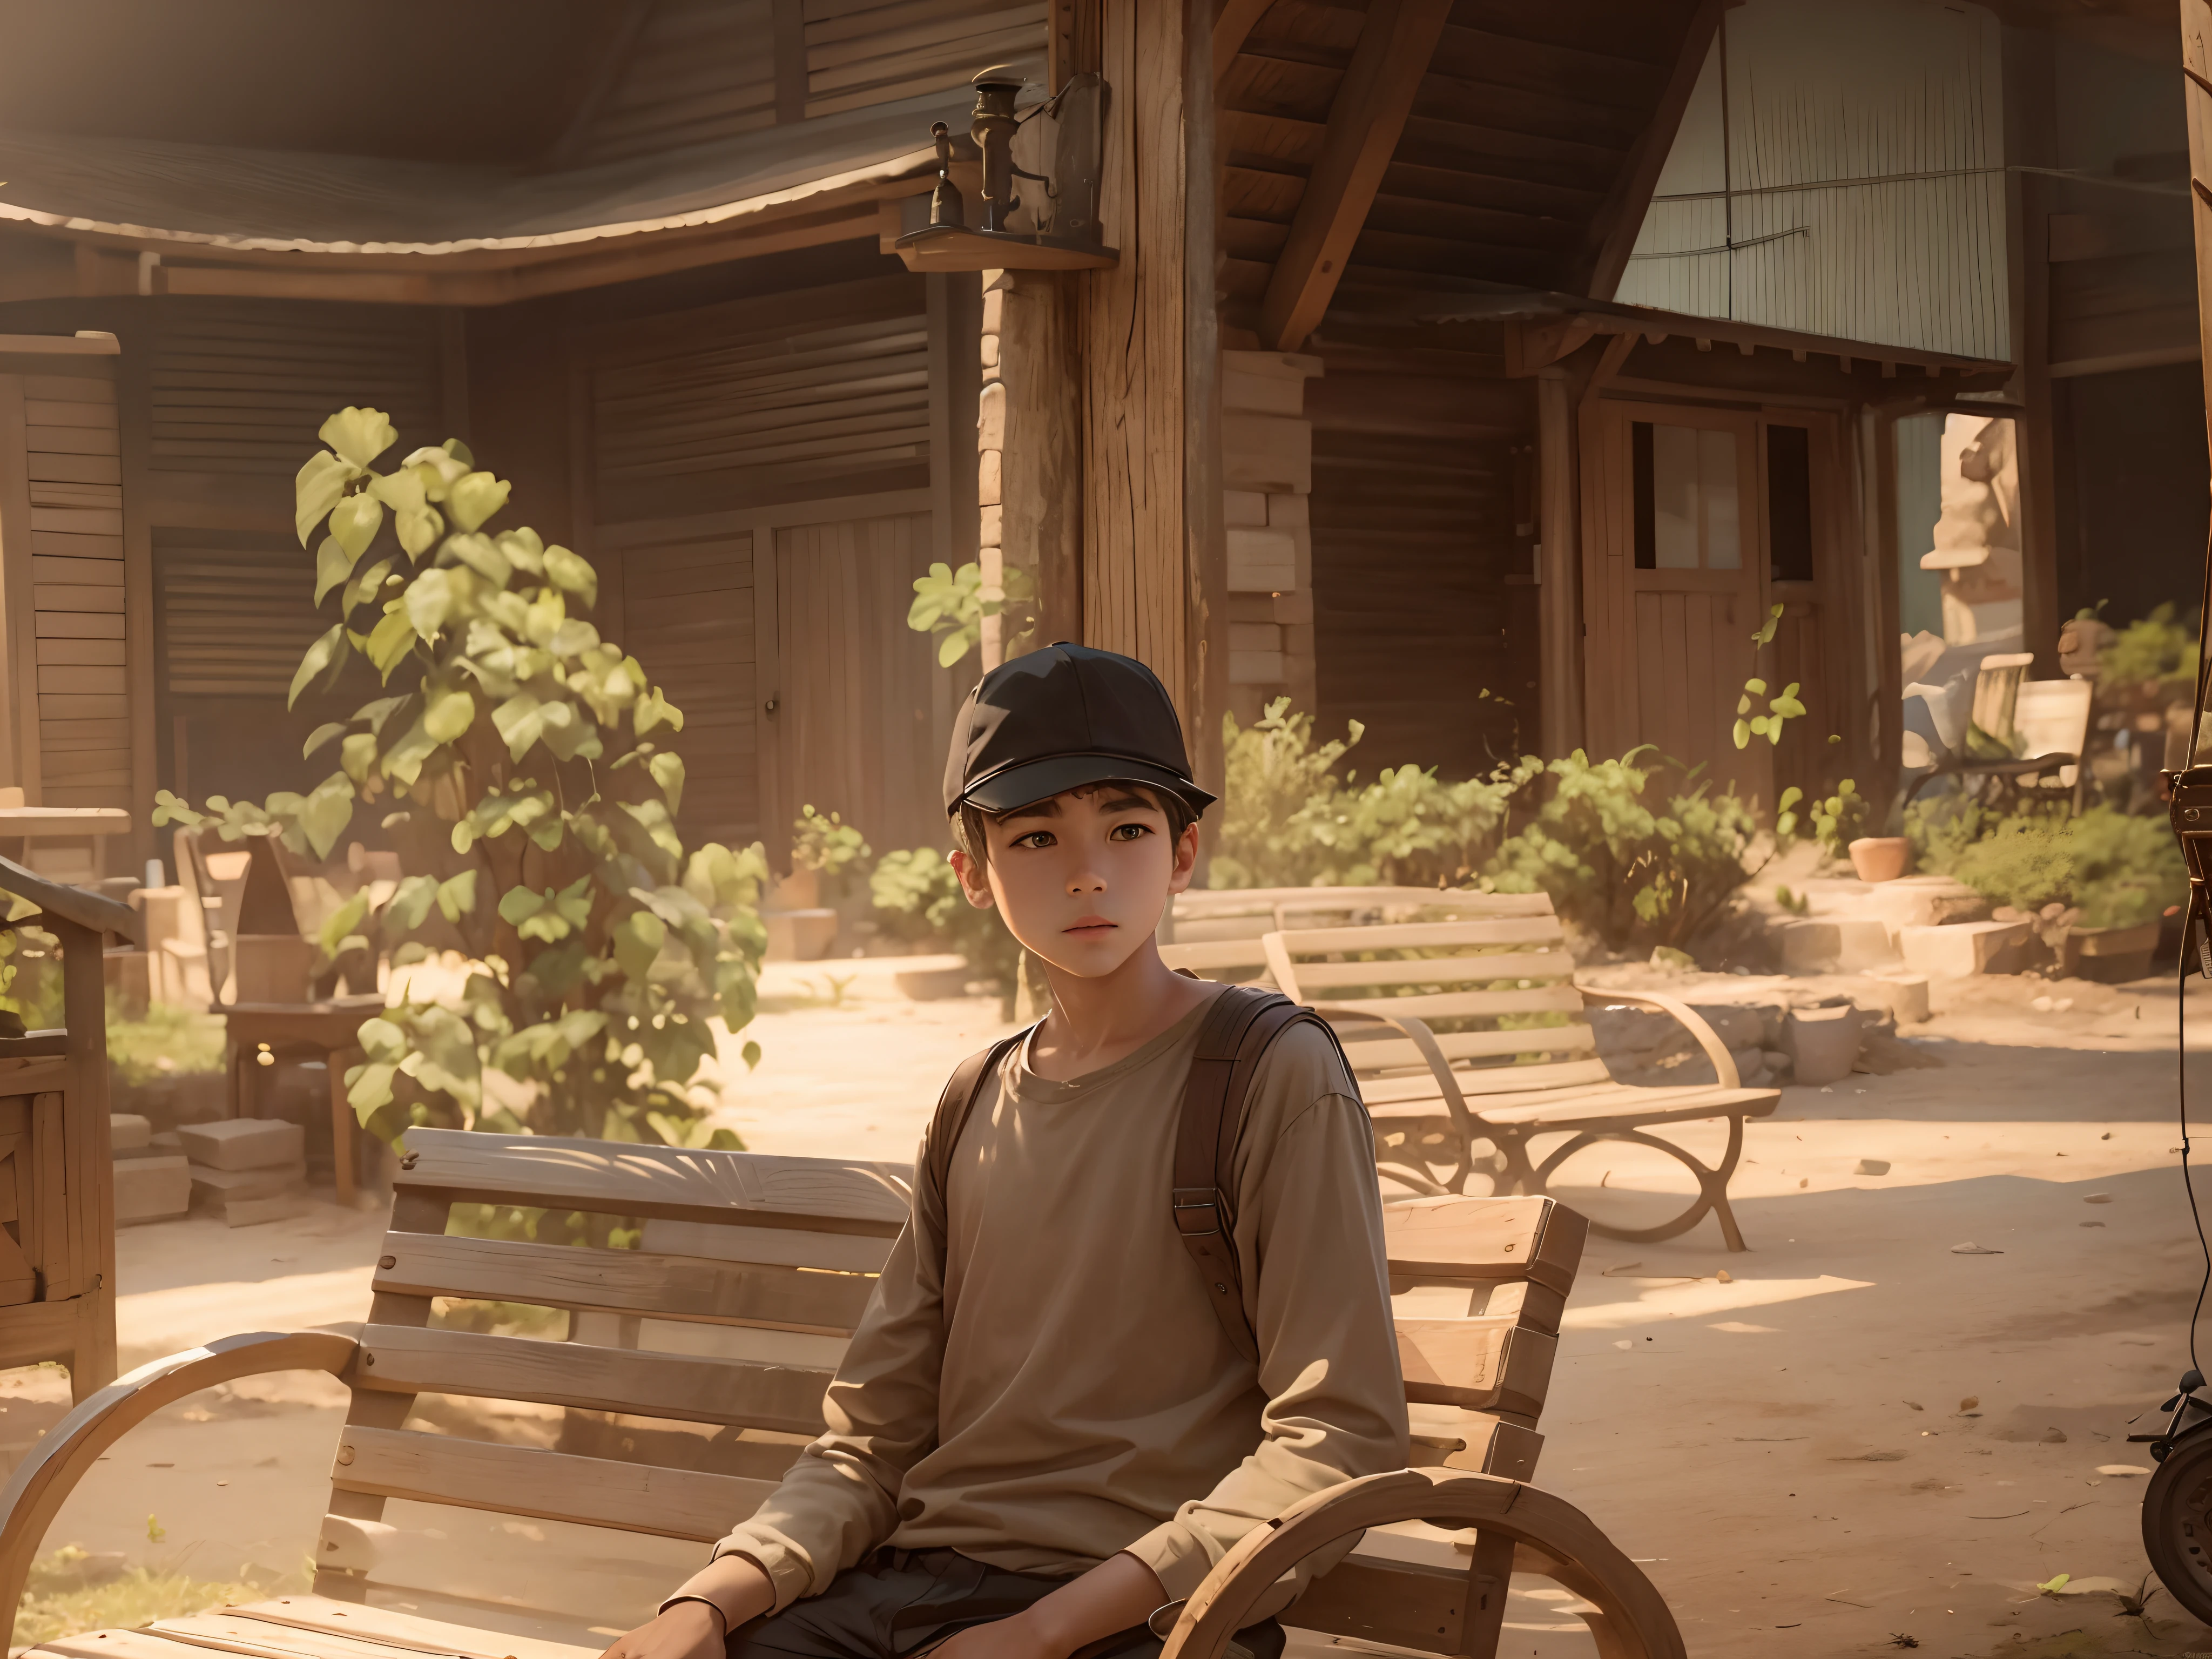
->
[179,1118,306,1228]
[1222,351,1321,720]
[110,1114,187,1226]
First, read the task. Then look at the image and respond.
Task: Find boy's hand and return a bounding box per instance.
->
[931,1613,1059,1659]
[597,1601,727,1659]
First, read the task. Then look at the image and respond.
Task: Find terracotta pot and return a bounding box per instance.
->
[1847,837,1910,884]
[2061,921,2161,984]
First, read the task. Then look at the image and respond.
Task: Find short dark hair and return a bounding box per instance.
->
[954,780,1199,871]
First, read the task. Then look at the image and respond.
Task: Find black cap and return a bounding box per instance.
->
[945,643,1217,816]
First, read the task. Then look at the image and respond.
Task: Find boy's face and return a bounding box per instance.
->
[952,785,1199,978]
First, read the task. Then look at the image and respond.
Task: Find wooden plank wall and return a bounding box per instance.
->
[22,372,128,811]
[1305,332,1528,777]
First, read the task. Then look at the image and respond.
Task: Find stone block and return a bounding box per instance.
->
[1856,972,1932,1024]
[114,1154,191,1225]
[222,1193,309,1228]
[178,1117,306,1171]
[1777,918,1901,973]
[190,1161,308,1202]
[1899,920,2030,977]
[109,1114,151,1153]
[1857,876,1988,938]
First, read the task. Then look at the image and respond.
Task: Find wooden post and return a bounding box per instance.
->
[1082,0,1196,728]
[991,272,1084,658]
[2005,24,2059,675]
[2183,5,2212,484]
[52,914,114,1398]
[1534,368,1583,759]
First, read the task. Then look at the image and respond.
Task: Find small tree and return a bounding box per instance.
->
[156,408,766,1149]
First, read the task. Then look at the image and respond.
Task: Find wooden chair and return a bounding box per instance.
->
[1261,900,1779,1251]
[0,855,137,1401]
[0,1132,1681,1659]
[1162,888,1496,984]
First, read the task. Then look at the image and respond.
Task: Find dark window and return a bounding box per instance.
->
[1631,420,1655,569]
[1767,423,1814,582]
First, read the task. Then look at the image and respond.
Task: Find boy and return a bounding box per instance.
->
[604,644,1406,1659]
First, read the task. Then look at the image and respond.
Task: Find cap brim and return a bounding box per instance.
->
[956,753,1217,815]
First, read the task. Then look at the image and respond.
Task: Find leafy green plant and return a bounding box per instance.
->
[907,561,1036,667]
[2101,601,2200,688]
[870,847,1022,1010]
[791,805,871,878]
[0,913,60,1035]
[1907,800,2183,931]
[152,407,767,1151]
[1732,605,1805,750]
[1486,750,1762,951]
[1212,700,1513,889]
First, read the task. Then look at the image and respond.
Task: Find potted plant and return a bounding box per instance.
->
[2060,808,2183,982]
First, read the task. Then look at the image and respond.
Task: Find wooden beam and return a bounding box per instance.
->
[1213,0,1274,82]
[1257,0,1454,353]
[1534,368,1583,761]
[1580,0,1727,301]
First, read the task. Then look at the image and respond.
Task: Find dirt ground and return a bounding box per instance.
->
[11,963,2212,1657]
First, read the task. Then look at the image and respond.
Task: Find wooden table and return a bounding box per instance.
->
[220,997,385,1208]
[0,809,131,839]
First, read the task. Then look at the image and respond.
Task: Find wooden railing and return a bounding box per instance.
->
[0,855,139,1401]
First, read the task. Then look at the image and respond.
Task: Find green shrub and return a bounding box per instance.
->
[1907,800,2184,931]
[2101,601,2200,688]
[1486,751,1761,952]
[870,848,1022,1009]
[791,805,870,878]
[107,1000,227,1085]
[1213,700,1512,889]
[152,407,766,1152]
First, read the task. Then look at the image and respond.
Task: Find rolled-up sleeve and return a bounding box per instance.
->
[1122,1070,1408,1616]
[700,1161,952,1613]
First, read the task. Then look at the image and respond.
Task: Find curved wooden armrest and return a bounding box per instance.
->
[1306,1001,1477,1135]
[1162,1467,1684,1659]
[1575,984,1741,1090]
[0,1327,360,1651]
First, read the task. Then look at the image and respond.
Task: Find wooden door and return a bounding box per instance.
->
[762,513,955,858]
[1581,401,1770,803]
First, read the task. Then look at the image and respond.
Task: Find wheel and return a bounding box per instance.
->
[2142,1424,2212,1624]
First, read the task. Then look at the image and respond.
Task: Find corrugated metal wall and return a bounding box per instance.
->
[1615,0,2009,362]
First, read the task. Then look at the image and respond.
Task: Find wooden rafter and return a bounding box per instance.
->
[1212,0,1276,82]
[1256,0,1454,352]
[537,1,656,171]
[1578,0,1727,300]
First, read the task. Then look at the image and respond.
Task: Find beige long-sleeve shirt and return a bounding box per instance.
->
[686,990,1408,1621]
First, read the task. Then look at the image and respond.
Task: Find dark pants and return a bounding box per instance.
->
[727,1549,1285,1659]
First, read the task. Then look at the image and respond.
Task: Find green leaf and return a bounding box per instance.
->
[319,407,398,470]
[2036,1575,2069,1595]
[423,683,475,743]
[340,731,379,784]
[613,909,666,982]
[288,624,346,710]
[303,721,348,759]
[435,869,478,924]
[938,625,977,668]
[405,568,456,640]
[295,450,355,547]
[329,492,384,560]
[492,691,546,760]
[380,716,439,787]
[649,751,686,815]
[397,507,443,559]
[1731,718,1750,750]
[347,1061,398,1120]
[447,471,511,533]
[365,606,417,681]
[341,557,393,618]
[446,533,512,588]
[635,686,684,738]
[543,544,598,606]
[314,535,359,606]
[496,528,545,577]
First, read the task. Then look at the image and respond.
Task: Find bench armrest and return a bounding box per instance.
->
[1162,1467,1683,1659]
[1306,1003,1478,1195]
[1575,985,1741,1090]
[0,1327,360,1651]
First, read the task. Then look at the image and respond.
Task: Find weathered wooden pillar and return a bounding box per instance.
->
[980,271,1083,666]
[2184,4,2212,477]
[1534,367,1584,759]
[1080,0,1220,789]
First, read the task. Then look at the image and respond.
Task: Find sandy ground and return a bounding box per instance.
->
[9,967,2212,1656]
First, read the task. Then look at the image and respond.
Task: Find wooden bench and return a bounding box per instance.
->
[1161,888,1502,984]
[0,855,136,1401]
[1263,898,1780,1250]
[0,1130,1681,1659]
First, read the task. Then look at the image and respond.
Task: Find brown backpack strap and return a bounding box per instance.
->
[920,1027,1033,1222]
[1173,986,1344,1365]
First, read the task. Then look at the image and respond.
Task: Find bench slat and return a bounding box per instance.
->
[1384,1195,1587,1295]
[352,1324,830,1435]
[375,1233,876,1332]
[1363,1058,1615,1105]
[1337,1024,1597,1067]
[36,1631,227,1659]
[214,1599,598,1659]
[1283,1554,1485,1655]
[1268,917,1564,954]
[1174,888,1551,921]
[332,1425,770,1542]
[1321,986,1584,1021]
[640,1218,897,1273]
[1397,1318,1557,1418]
[1157,940,1276,973]
[395,1130,911,1229]
[1286,952,1573,990]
